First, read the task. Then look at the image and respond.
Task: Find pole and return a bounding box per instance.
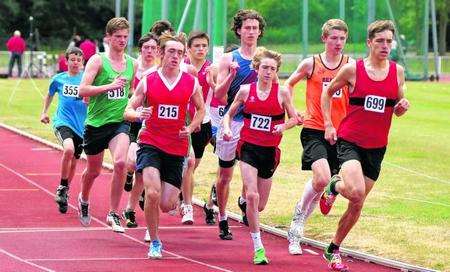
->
[193,0,203,30]
[368,0,375,24]
[115,0,121,17]
[430,0,440,81]
[302,0,308,58]
[162,0,168,20]
[177,0,193,33]
[385,0,407,69]
[423,0,430,79]
[339,0,345,20]
[240,0,245,9]
[127,0,134,56]
[207,0,214,60]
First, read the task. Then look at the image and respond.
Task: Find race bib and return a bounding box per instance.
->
[62,84,79,98]
[250,114,271,132]
[364,95,386,113]
[322,81,342,98]
[107,88,126,100]
[218,106,225,117]
[158,104,179,119]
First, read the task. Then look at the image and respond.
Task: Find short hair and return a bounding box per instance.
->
[252,47,282,71]
[322,19,348,37]
[65,47,84,60]
[231,9,266,39]
[158,31,186,54]
[367,20,395,40]
[187,31,209,48]
[105,17,130,35]
[151,20,174,37]
[138,32,158,51]
[224,44,239,53]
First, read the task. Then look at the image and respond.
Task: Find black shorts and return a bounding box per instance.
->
[300,128,340,175]
[337,139,387,181]
[237,141,281,179]
[136,144,184,189]
[129,121,143,143]
[191,122,212,159]
[83,122,130,155]
[54,126,83,159]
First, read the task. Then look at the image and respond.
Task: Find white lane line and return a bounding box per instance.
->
[0,189,39,191]
[0,162,234,272]
[27,257,181,262]
[381,194,450,208]
[303,249,319,255]
[384,161,450,185]
[0,248,55,272]
[31,148,53,151]
[25,173,110,176]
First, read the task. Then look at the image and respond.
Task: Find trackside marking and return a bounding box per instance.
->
[0,248,55,272]
[27,257,181,262]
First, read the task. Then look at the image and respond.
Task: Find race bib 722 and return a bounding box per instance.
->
[250,114,271,132]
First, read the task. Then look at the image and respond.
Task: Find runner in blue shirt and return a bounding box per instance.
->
[40,47,86,214]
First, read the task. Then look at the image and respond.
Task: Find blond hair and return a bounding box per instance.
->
[367,20,395,40]
[158,31,186,53]
[322,19,348,37]
[105,17,130,35]
[252,47,282,71]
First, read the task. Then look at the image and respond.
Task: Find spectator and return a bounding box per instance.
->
[57,53,68,73]
[68,34,82,50]
[79,38,96,63]
[6,30,26,77]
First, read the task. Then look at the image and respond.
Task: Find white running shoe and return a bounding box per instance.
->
[181,204,194,225]
[144,229,151,242]
[77,194,91,227]
[106,212,125,233]
[287,210,306,255]
[147,240,163,259]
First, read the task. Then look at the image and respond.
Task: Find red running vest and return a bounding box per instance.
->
[240,82,285,147]
[139,70,196,156]
[337,59,398,148]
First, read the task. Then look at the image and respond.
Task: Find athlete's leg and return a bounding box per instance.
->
[216,165,234,218]
[126,172,144,211]
[60,138,75,183]
[80,152,104,202]
[143,166,162,241]
[181,153,196,206]
[108,133,129,213]
[160,182,181,213]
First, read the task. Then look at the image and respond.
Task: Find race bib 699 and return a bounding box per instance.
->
[364,95,386,113]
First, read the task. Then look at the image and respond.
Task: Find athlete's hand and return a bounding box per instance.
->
[179,126,192,138]
[394,98,410,117]
[137,106,152,121]
[193,124,201,133]
[272,124,285,135]
[296,111,304,126]
[205,66,216,89]
[324,125,337,145]
[109,76,127,91]
[222,128,233,141]
[229,61,239,78]
[40,113,50,124]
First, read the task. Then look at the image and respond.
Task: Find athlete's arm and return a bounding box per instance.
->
[222,85,250,141]
[40,94,54,124]
[394,64,410,117]
[124,79,152,122]
[321,62,356,145]
[284,57,313,96]
[129,59,139,96]
[273,87,301,135]
[79,55,126,97]
[180,85,206,138]
[214,53,237,103]
[206,64,218,90]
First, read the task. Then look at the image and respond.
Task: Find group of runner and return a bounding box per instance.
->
[40,9,409,271]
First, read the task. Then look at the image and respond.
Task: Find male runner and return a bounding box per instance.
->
[125,32,205,259]
[214,9,265,240]
[320,20,409,271]
[40,47,86,214]
[78,17,137,233]
[223,48,299,264]
[285,19,352,255]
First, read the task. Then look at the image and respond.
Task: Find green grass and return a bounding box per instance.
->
[0,79,449,271]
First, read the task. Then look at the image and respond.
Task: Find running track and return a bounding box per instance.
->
[0,127,399,272]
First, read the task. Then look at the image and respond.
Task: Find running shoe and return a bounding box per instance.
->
[218,219,233,240]
[287,209,306,255]
[122,210,138,228]
[106,211,125,233]
[181,204,194,225]
[144,229,151,242]
[124,172,133,192]
[211,183,218,206]
[323,249,349,272]
[139,190,145,211]
[148,240,163,259]
[55,185,69,214]
[319,175,341,215]
[238,196,249,226]
[253,248,269,265]
[77,194,91,226]
[203,204,215,225]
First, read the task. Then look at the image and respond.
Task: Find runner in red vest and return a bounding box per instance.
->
[222,48,299,265]
[124,32,205,259]
[320,20,410,271]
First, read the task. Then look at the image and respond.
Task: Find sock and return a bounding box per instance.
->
[305,193,321,219]
[298,178,319,216]
[60,178,69,187]
[239,196,246,205]
[330,179,339,195]
[126,172,133,180]
[327,242,340,253]
[219,214,227,221]
[251,232,263,251]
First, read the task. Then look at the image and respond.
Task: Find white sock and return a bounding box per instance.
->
[239,196,246,205]
[297,179,319,218]
[305,193,321,218]
[251,232,263,251]
[219,214,227,221]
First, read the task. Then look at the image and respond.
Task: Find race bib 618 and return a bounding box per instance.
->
[158,104,179,119]
[250,114,271,132]
[364,95,386,113]
[107,88,126,99]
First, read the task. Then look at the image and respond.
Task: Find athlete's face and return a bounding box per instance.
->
[107,29,129,51]
[67,53,83,74]
[257,58,278,84]
[162,41,185,69]
[322,29,347,55]
[140,39,158,64]
[368,30,393,60]
[237,19,261,45]
[188,38,209,61]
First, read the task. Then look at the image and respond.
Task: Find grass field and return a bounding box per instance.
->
[0,78,449,271]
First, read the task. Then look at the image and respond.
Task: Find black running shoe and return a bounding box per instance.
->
[219,219,233,240]
[238,196,249,226]
[211,184,218,206]
[122,210,138,228]
[55,185,69,214]
[203,204,215,225]
[138,190,145,211]
[124,172,133,192]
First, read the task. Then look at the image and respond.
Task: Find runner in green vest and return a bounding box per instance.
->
[78,17,137,233]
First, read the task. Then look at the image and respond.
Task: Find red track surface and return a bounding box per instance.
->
[0,127,399,272]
